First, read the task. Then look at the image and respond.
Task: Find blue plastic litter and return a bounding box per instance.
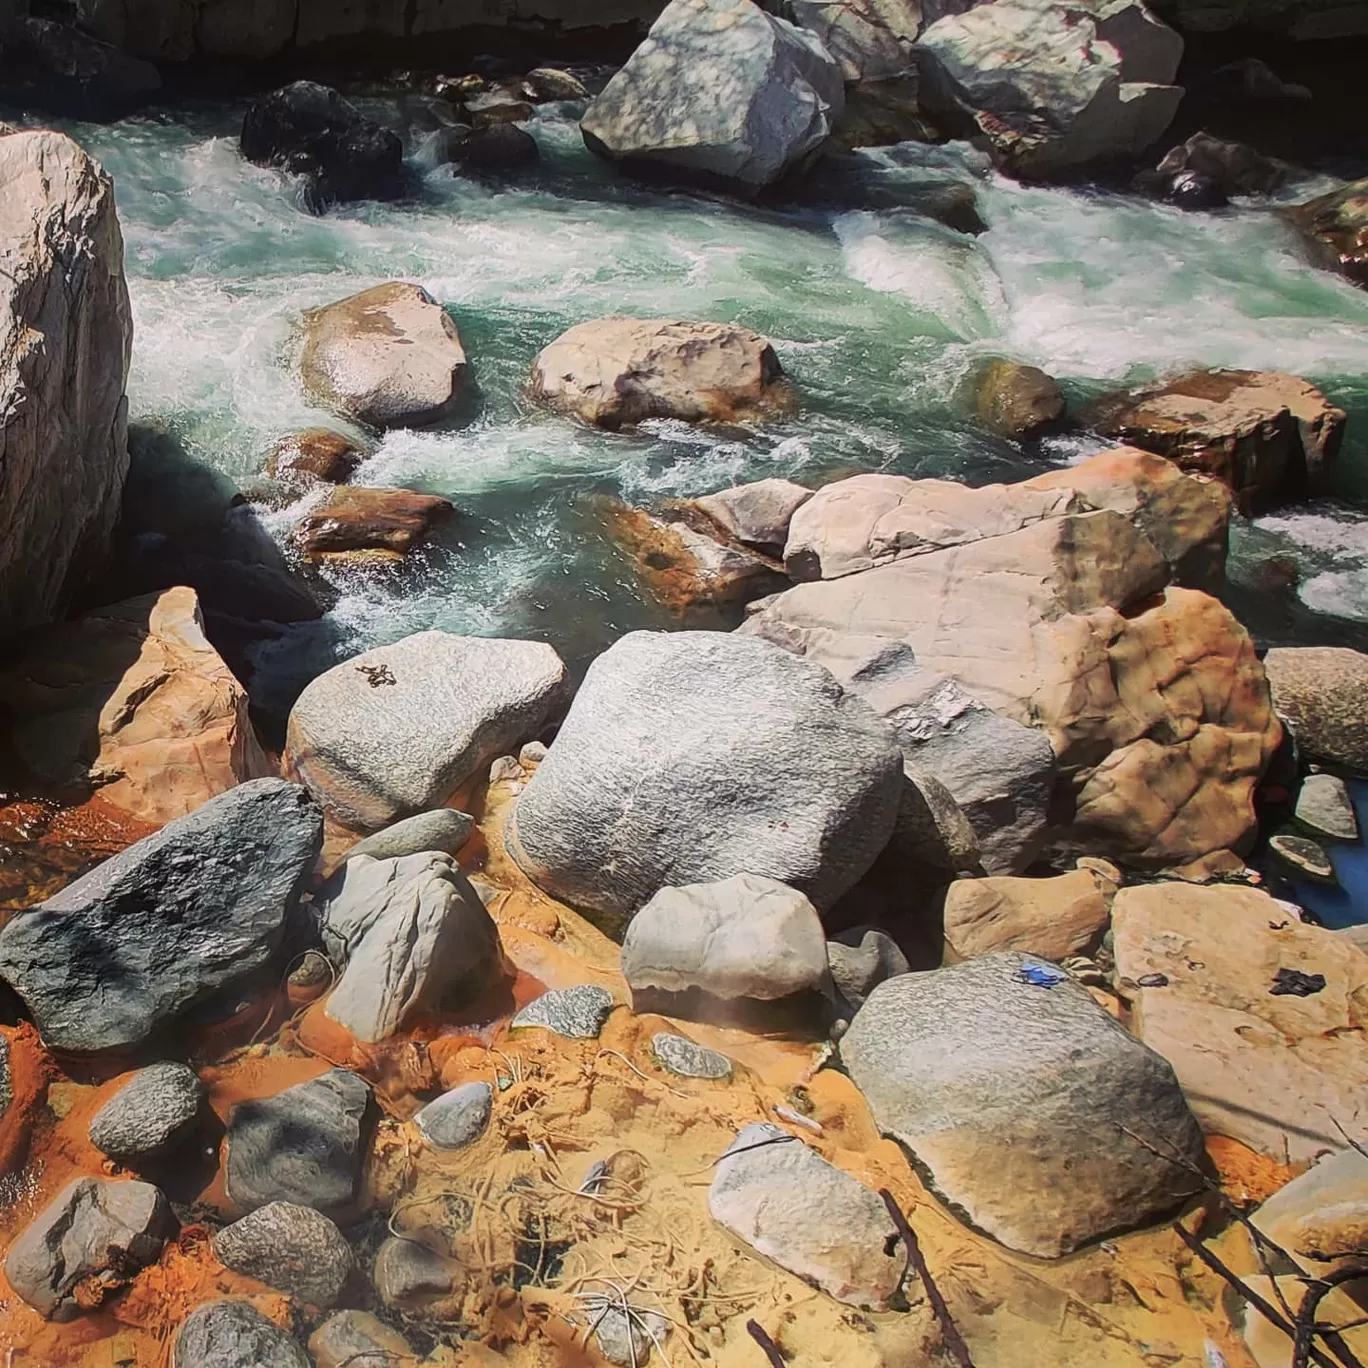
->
[1017,963,1067,988]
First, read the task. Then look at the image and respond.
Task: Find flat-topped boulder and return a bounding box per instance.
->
[266,427,366,490]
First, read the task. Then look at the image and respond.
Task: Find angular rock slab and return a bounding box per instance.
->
[0,778,322,1054]
[581,0,845,193]
[693,477,813,554]
[286,629,566,830]
[225,1068,371,1215]
[708,1122,902,1309]
[508,630,903,917]
[5,1177,175,1320]
[1296,772,1359,841]
[512,984,615,1039]
[839,953,1205,1257]
[213,1201,355,1307]
[415,1081,493,1150]
[174,1300,310,1368]
[89,1062,205,1162]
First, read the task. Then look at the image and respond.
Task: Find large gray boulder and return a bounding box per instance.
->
[174,1300,310,1368]
[507,630,904,917]
[785,0,920,81]
[285,630,566,830]
[213,1202,356,1308]
[0,130,131,638]
[0,779,322,1055]
[89,1062,205,1162]
[839,953,1205,1256]
[580,0,846,193]
[320,851,503,1043]
[917,0,1183,180]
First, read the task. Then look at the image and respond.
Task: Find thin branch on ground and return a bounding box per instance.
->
[745,1319,786,1368]
[1293,1267,1368,1368]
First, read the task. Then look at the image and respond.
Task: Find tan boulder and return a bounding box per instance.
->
[296,486,453,564]
[1262,645,1368,773]
[0,587,271,826]
[1253,1147,1368,1272]
[1112,881,1368,1162]
[529,318,792,429]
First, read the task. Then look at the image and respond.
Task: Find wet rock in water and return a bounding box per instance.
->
[224,1068,372,1215]
[310,1310,418,1368]
[622,874,832,1021]
[839,952,1205,1257]
[938,865,1120,963]
[651,1032,733,1080]
[462,88,534,127]
[1253,1147,1368,1268]
[374,1235,459,1307]
[692,478,814,555]
[1263,647,1368,773]
[1269,833,1335,882]
[286,629,566,830]
[1288,178,1368,289]
[1137,130,1291,205]
[0,586,274,826]
[213,1201,355,1307]
[709,1122,903,1308]
[301,282,467,430]
[266,428,366,491]
[530,318,791,429]
[826,926,910,1010]
[240,82,404,204]
[452,122,539,170]
[916,0,1183,180]
[0,779,322,1055]
[415,1080,493,1149]
[581,0,845,193]
[0,18,162,121]
[5,1177,175,1320]
[525,68,590,101]
[296,485,454,564]
[967,358,1067,440]
[595,1306,672,1365]
[507,630,903,917]
[346,808,476,862]
[1296,772,1359,841]
[0,130,131,638]
[1112,882,1368,1161]
[89,1062,205,1162]
[512,984,616,1039]
[1092,369,1344,513]
[174,1300,310,1368]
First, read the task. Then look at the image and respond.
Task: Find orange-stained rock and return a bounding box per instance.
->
[296,485,453,563]
[0,586,272,827]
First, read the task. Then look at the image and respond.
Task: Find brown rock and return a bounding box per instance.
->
[1112,881,1368,1161]
[296,486,453,563]
[1288,177,1368,289]
[461,88,534,128]
[1262,645,1368,773]
[266,428,366,490]
[1092,369,1345,513]
[968,358,1066,440]
[523,68,590,102]
[0,587,272,827]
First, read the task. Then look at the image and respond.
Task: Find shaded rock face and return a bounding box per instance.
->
[213,1202,356,1307]
[241,82,404,204]
[1093,369,1345,512]
[374,1235,459,1308]
[0,130,131,640]
[296,485,454,563]
[1263,646,1368,774]
[0,587,273,827]
[1112,881,1368,1162]
[300,283,467,430]
[5,1178,175,1320]
[452,123,539,171]
[1290,179,1368,289]
[285,630,566,830]
[840,953,1205,1257]
[827,925,910,1010]
[174,1300,310,1368]
[967,358,1066,439]
[0,779,323,1055]
[531,318,790,429]
[917,0,1183,180]
[89,1062,205,1162]
[507,630,904,917]
[0,18,162,120]
[785,0,920,82]
[581,0,846,192]
[1139,130,1292,205]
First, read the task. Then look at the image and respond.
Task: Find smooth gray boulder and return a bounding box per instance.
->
[5,1178,175,1320]
[415,1081,492,1150]
[511,984,616,1039]
[225,1068,371,1215]
[213,1201,355,1307]
[0,779,322,1054]
[89,1062,205,1162]
[507,630,903,917]
[652,1032,733,1080]
[709,1122,903,1309]
[174,1300,310,1368]
[839,953,1205,1257]
[827,926,909,1011]
[580,0,846,193]
[320,852,503,1043]
[1296,772,1359,841]
[345,808,475,861]
[286,630,566,830]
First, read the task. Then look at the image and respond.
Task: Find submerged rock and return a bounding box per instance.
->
[1296,773,1359,841]
[1138,130,1291,205]
[174,1300,310,1368]
[651,1032,733,1080]
[512,984,616,1039]
[0,779,322,1055]
[296,485,454,563]
[1289,178,1368,290]
[213,1202,355,1308]
[1263,647,1368,773]
[967,358,1067,439]
[345,808,476,862]
[89,1063,205,1163]
[452,122,539,170]
[415,1081,493,1149]
[525,68,590,102]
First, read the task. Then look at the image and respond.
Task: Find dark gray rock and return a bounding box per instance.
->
[374,1235,458,1307]
[511,984,615,1039]
[827,927,909,1011]
[345,808,476,862]
[89,1062,204,1162]
[173,1300,310,1368]
[0,19,161,122]
[839,952,1205,1257]
[310,1310,417,1368]
[507,630,903,917]
[5,1177,175,1320]
[213,1201,355,1307]
[651,1032,733,1080]
[415,1081,492,1150]
[0,779,322,1055]
[225,1068,371,1216]
[1270,833,1335,882]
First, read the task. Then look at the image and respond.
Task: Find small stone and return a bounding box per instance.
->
[511,984,615,1039]
[310,1311,418,1368]
[346,808,475,862]
[519,740,548,766]
[595,1306,671,1365]
[415,1081,492,1150]
[1295,773,1359,842]
[288,951,333,991]
[826,927,909,1011]
[89,1063,205,1162]
[174,1300,309,1368]
[1270,833,1336,883]
[0,1034,10,1121]
[489,755,525,785]
[266,428,365,489]
[213,1201,355,1308]
[374,1236,458,1308]
[651,1033,732,1080]
[1137,972,1170,988]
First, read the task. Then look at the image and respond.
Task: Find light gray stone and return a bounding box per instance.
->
[826,926,909,1010]
[1296,773,1359,842]
[581,0,846,193]
[89,1063,204,1162]
[693,478,814,553]
[507,630,904,917]
[285,630,566,830]
[708,1122,903,1309]
[595,1306,672,1365]
[512,984,616,1039]
[839,953,1205,1257]
[213,1202,355,1307]
[345,808,475,861]
[415,1081,492,1150]
[174,1300,310,1368]
[651,1032,733,1080]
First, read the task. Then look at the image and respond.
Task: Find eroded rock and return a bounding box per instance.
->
[173,1300,310,1368]
[512,985,616,1039]
[1289,178,1368,290]
[214,1202,354,1307]
[345,808,476,862]
[89,1063,205,1163]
